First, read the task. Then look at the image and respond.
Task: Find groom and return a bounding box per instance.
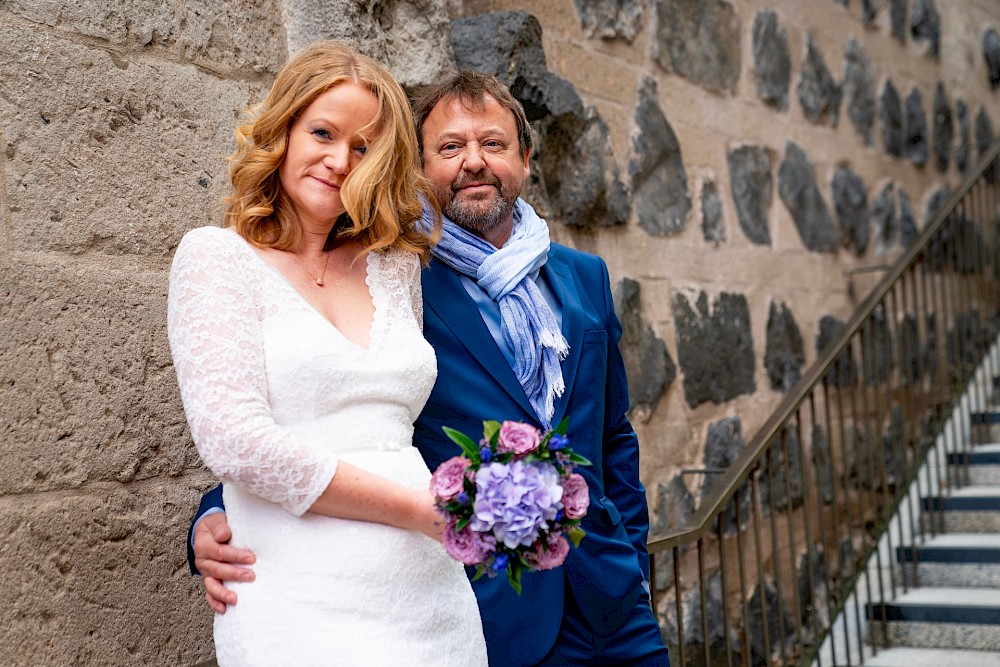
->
[189,71,669,666]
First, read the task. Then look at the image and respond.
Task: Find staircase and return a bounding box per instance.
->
[852,371,1000,665]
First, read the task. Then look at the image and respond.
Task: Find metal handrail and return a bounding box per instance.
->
[648,139,1000,666]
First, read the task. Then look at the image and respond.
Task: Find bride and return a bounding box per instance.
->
[167,41,487,666]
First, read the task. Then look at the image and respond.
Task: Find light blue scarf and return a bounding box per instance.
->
[427,199,569,427]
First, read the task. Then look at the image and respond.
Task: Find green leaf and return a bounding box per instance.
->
[566,451,592,466]
[508,561,523,595]
[555,417,569,435]
[482,420,501,442]
[442,426,480,461]
[471,567,485,582]
[456,516,471,532]
[567,526,586,548]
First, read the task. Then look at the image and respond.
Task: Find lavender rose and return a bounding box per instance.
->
[561,473,590,520]
[431,456,471,501]
[443,521,491,565]
[497,421,541,456]
[526,533,571,570]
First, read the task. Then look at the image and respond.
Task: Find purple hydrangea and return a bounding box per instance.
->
[471,460,564,549]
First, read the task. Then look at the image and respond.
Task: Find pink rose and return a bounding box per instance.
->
[443,521,491,565]
[497,421,541,457]
[561,473,590,520]
[431,456,471,501]
[526,533,570,571]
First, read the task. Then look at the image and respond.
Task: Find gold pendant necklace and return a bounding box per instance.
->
[292,250,331,287]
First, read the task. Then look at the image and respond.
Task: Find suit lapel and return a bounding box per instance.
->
[422,259,536,418]
[543,253,585,428]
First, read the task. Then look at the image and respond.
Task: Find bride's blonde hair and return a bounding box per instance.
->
[224,41,439,261]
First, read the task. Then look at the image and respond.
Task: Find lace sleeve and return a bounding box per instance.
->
[409,254,424,330]
[167,228,338,516]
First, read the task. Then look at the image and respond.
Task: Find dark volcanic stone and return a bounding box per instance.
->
[910,0,940,58]
[701,179,726,244]
[872,182,897,256]
[890,0,907,44]
[752,10,791,110]
[450,12,583,122]
[761,425,804,512]
[976,106,994,157]
[539,106,630,228]
[798,35,842,126]
[651,474,694,591]
[673,291,755,407]
[955,99,971,173]
[701,416,751,534]
[862,305,894,384]
[843,38,876,145]
[932,82,953,172]
[613,277,676,414]
[765,301,805,392]
[797,545,831,628]
[812,424,834,503]
[727,144,773,246]
[652,0,741,94]
[629,77,691,236]
[748,579,796,665]
[899,313,921,383]
[861,0,883,25]
[832,165,870,255]
[573,0,643,42]
[898,188,917,247]
[778,141,839,253]
[923,185,949,229]
[661,571,732,661]
[905,87,928,166]
[817,315,857,388]
[986,28,1000,89]
[881,79,903,157]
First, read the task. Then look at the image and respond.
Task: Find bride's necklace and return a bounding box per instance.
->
[291,250,331,287]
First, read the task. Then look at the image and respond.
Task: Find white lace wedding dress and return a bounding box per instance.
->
[168,226,487,667]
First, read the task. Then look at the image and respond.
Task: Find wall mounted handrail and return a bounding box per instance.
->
[648,139,1000,667]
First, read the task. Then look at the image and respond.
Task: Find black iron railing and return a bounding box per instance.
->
[647,140,1000,667]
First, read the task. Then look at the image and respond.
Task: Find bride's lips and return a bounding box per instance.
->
[310,175,340,189]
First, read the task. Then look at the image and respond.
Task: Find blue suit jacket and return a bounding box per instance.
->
[189,244,650,667]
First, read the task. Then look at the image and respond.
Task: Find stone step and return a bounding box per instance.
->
[868,588,1000,651]
[921,487,1000,533]
[897,534,1000,587]
[859,647,1000,667]
[948,444,1000,484]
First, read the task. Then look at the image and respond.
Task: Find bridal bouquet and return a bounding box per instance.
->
[431,419,590,594]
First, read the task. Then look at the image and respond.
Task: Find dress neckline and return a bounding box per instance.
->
[222,228,380,353]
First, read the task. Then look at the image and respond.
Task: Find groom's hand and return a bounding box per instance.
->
[193,512,256,614]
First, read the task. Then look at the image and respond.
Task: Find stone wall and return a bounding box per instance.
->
[0,0,997,664]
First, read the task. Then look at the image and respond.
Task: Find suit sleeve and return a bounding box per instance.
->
[594,258,651,581]
[187,483,225,575]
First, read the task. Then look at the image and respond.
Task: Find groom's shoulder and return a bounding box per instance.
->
[549,242,607,274]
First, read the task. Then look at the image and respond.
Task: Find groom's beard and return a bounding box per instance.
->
[442,168,518,236]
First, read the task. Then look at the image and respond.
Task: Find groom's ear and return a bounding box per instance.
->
[521,147,531,177]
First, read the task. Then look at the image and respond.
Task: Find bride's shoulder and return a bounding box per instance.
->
[173,226,249,272]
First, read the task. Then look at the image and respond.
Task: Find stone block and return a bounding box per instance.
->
[283,0,454,88]
[956,99,971,173]
[843,38,875,146]
[831,165,870,255]
[764,301,805,393]
[0,484,213,666]
[3,0,286,73]
[910,0,940,58]
[777,141,839,253]
[700,179,725,244]
[613,278,675,417]
[797,35,841,127]
[932,82,954,172]
[890,0,907,44]
[572,0,643,42]
[673,292,755,408]
[861,0,883,25]
[816,315,857,388]
[899,187,917,247]
[872,182,897,256]
[986,28,1000,90]
[0,27,258,257]
[905,87,928,166]
[629,77,690,236]
[651,0,740,94]
[881,79,903,157]
[752,10,791,111]
[0,257,199,494]
[727,144,773,246]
